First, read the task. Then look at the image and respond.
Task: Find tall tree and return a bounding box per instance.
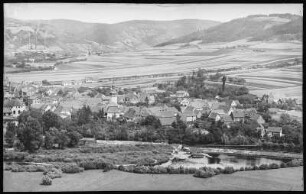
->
[17,117,43,152]
[5,122,17,147]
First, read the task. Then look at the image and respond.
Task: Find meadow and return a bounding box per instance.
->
[5,40,302,99]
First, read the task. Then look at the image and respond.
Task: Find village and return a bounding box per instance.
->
[3,69,303,147]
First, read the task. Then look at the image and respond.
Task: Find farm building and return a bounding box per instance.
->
[230,110,245,122]
[181,106,197,123]
[265,127,284,137]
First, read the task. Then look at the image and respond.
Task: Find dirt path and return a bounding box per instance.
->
[4,167,303,191]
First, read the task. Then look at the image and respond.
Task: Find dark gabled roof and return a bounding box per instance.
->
[220,114,233,122]
[159,117,176,126]
[232,110,245,118]
[266,127,282,133]
[182,106,196,117]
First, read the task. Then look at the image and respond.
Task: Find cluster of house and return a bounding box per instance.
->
[2,78,292,140]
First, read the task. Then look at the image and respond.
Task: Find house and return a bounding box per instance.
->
[175,91,189,98]
[3,99,26,117]
[181,106,197,123]
[106,103,121,121]
[180,98,190,107]
[231,100,241,108]
[157,111,177,126]
[244,108,258,118]
[189,99,209,110]
[265,127,283,137]
[139,93,155,104]
[220,114,233,127]
[230,110,245,122]
[125,93,139,104]
[211,101,227,111]
[208,112,221,122]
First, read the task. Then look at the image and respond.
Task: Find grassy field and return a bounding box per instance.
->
[3,167,303,191]
[5,40,302,84]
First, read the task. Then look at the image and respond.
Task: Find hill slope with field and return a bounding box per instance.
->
[156,14,303,47]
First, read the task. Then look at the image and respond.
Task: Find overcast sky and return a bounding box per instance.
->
[4,3,303,24]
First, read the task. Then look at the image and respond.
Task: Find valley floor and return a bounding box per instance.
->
[3,167,303,191]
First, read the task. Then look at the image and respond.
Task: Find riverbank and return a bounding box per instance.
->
[3,167,303,191]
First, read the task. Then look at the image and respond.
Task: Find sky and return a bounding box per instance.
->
[4,3,303,24]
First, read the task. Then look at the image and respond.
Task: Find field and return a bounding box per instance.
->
[231,66,303,100]
[5,40,302,88]
[3,167,303,191]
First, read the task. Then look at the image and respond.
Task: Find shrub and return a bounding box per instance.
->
[153,166,168,174]
[41,175,52,186]
[259,164,269,170]
[118,165,125,171]
[299,159,303,166]
[103,163,114,172]
[63,158,73,163]
[11,165,26,172]
[3,152,29,162]
[78,160,97,170]
[254,165,259,170]
[245,166,253,171]
[280,162,287,168]
[269,163,279,169]
[43,168,62,179]
[213,168,221,175]
[62,164,84,173]
[217,167,224,173]
[193,169,214,178]
[223,166,235,174]
[286,159,300,167]
[240,167,245,171]
[133,166,149,174]
[188,167,197,174]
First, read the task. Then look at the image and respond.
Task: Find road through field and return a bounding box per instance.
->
[3,167,303,191]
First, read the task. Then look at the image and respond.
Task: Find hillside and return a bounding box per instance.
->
[156,14,303,47]
[4,18,220,54]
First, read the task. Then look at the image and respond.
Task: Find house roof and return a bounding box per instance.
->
[157,111,177,118]
[189,99,209,109]
[107,106,120,113]
[211,102,226,110]
[232,100,241,106]
[159,117,176,126]
[220,114,233,122]
[268,108,280,113]
[244,108,257,118]
[182,106,196,117]
[4,99,24,108]
[266,127,282,133]
[208,112,219,119]
[232,110,245,118]
[212,109,225,115]
[3,107,11,113]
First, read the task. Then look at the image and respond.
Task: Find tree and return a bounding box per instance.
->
[42,110,61,133]
[172,114,187,144]
[77,105,92,125]
[145,96,149,107]
[17,117,43,152]
[141,115,161,129]
[5,122,17,147]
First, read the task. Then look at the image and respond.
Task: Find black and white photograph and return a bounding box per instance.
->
[3,3,303,191]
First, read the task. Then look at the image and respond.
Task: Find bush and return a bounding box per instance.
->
[299,159,303,166]
[223,166,235,174]
[43,168,62,179]
[62,164,84,173]
[63,158,73,163]
[103,163,114,172]
[3,152,29,162]
[153,166,168,174]
[259,164,269,170]
[286,159,300,167]
[280,162,287,168]
[193,169,214,178]
[118,165,125,171]
[269,163,279,169]
[213,168,221,175]
[254,165,259,170]
[188,167,197,174]
[11,165,26,172]
[41,175,52,186]
[239,167,245,171]
[217,167,224,173]
[133,165,149,174]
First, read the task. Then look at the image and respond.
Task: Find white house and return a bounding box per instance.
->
[176,91,189,98]
[180,98,190,107]
[3,99,26,118]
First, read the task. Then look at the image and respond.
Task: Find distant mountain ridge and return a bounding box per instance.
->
[156,13,303,47]
[4,18,220,54]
